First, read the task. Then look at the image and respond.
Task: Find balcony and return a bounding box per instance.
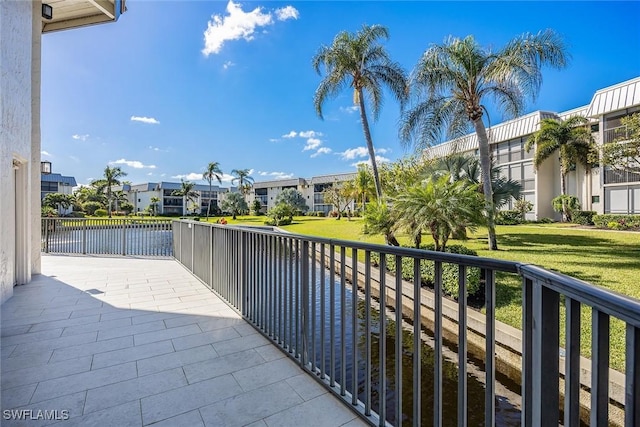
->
[3,218,639,426]
[604,125,631,144]
[0,256,365,426]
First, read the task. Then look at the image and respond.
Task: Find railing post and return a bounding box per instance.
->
[485,269,496,427]
[300,240,309,368]
[121,219,126,256]
[82,219,87,254]
[626,324,640,427]
[530,278,560,426]
[522,276,533,426]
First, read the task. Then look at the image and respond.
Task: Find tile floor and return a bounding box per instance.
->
[0,255,367,427]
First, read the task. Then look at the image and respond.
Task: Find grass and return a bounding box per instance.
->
[222,215,639,371]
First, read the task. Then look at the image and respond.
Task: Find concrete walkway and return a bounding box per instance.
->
[1,256,366,427]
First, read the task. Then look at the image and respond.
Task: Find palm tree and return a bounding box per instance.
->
[203,162,223,218]
[525,116,596,221]
[353,165,376,212]
[231,169,254,196]
[313,24,408,199]
[149,196,160,216]
[400,30,568,249]
[91,166,127,217]
[393,174,484,252]
[171,180,199,215]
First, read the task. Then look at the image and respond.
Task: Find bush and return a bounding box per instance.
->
[94,209,108,217]
[371,244,482,300]
[82,201,103,216]
[316,211,326,217]
[594,214,640,230]
[70,211,86,218]
[496,210,521,225]
[264,217,292,226]
[572,210,596,225]
[533,217,554,224]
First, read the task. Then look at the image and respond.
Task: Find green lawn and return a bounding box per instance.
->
[224,215,639,371]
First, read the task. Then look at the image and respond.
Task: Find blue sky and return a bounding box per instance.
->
[41,1,640,187]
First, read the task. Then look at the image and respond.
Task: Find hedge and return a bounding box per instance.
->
[593,214,640,230]
[371,244,481,300]
[572,210,596,225]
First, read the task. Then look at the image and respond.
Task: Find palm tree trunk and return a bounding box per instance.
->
[107,187,112,218]
[561,172,568,222]
[473,118,498,250]
[357,88,382,199]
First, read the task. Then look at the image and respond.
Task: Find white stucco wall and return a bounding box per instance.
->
[0,0,36,304]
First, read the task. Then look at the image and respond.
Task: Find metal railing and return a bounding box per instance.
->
[604,125,631,144]
[173,220,639,426]
[41,218,173,257]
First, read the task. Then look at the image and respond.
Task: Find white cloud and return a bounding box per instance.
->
[377,148,391,154]
[275,5,299,21]
[298,130,323,138]
[147,172,153,176]
[223,60,235,69]
[340,147,369,160]
[131,116,160,124]
[69,155,80,162]
[258,171,295,180]
[202,1,298,56]
[339,106,359,114]
[303,138,322,151]
[110,159,157,169]
[269,138,280,142]
[172,172,204,181]
[282,131,297,138]
[310,147,332,158]
[72,134,89,141]
[41,150,52,157]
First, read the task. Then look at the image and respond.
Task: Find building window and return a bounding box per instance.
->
[41,182,58,192]
[592,195,600,204]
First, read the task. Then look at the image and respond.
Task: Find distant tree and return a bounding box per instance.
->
[313,24,408,199]
[552,195,580,222]
[221,192,248,220]
[352,165,376,211]
[171,180,198,216]
[91,166,127,218]
[42,193,73,214]
[251,199,263,216]
[526,116,596,221]
[83,201,103,216]
[120,201,134,216]
[275,188,308,217]
[203,162,223,218]
[603,113,640,174]
[400,30,569,250]
[514,198,533,222]
[149,196,160,216]
[322,182,355,220]
[231,169,254,196]
[265,203,295,226]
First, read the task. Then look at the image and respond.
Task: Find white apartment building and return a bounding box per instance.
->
[424,76,640,220]
[247,172,357,214]
[118,182,233,216]
[0,1,126,304]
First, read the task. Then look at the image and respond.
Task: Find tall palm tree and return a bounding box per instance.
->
[149,196,160,216]
[231,169,254,196]
[172,180,199,215]
[313,24,408,199]
[525,116,596,221]
[400,30,568,249]
[203,162,223,218]
[91,166,127,218]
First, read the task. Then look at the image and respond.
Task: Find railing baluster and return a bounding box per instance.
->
[340,246,347,396]
[626,324,640,427]
[565,296,581,427]
[591,308,610,426]
[351,248,359,406]
[311,242,317,373]
[458,265,467,427]
[330,244,336,387]
[364,250,372,416]
[378,254,386,426]
[485,269,496,427]
[413,257,421,425]
[434,260,443,427]
[301,240,310,368]
[320,243,326,380]
[395,254,403,425]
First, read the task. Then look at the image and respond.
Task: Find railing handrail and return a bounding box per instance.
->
[519,263,640,327]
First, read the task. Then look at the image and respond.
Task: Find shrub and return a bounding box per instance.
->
[328,210,339,218]
[594,214,640,230]
[94,209,108,217]
[82,201,103,216]
[496,210,521,225]
[41,206,57,217]
[552,195,581,222]
[70,211,86,218]
[371,244,481,300]
[534,217,554,224]
[513,198,533,222]
[572,210,596,225]
[316,211,326,217]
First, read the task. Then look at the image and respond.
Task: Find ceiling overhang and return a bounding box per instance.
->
[41,0,126,33]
